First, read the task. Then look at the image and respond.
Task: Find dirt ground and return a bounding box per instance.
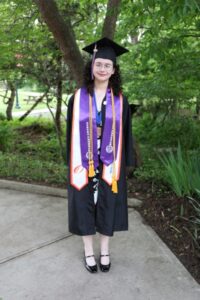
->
[127,177,200,284]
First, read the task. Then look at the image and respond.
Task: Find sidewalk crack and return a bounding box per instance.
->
[0,233,73,265]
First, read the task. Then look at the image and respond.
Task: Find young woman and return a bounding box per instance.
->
[66,37,135,273]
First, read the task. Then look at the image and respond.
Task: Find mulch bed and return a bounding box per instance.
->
[127,177,200,284]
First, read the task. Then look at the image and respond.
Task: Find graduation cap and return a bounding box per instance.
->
[82,37,129,79]
[82,37,129,64]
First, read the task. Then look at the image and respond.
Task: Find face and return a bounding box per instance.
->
[93,58,115,82]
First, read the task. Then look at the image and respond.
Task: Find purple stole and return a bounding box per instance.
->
[70,87,123,190]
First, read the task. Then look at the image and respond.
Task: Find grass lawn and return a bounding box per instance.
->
[0,88,69,115]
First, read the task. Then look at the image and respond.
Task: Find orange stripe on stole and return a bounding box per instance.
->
[70,89,88,190]
[102,93,123,185]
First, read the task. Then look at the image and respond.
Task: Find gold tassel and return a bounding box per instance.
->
[111,89,118,194]
[88,95,95,178]
[88,160,95,177]
[112,176,118,193]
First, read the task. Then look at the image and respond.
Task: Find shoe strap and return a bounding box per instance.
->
[85,254,95,258]
[100,254,110,257]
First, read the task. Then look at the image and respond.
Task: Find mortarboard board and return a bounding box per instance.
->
[82,37,129,64]
[82,37,129,80]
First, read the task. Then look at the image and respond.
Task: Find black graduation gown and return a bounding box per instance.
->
[66,92,135,236]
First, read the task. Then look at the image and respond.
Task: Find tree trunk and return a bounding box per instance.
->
[33,0,122,87]
[196,96,200,118]
[33,0,124,164]
[55,77,63,134]
[33,0,84,87]
[102,0,121,39]
[6,82,15,121]
[46,97,66,164]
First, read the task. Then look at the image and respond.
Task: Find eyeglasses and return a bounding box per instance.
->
[94,62,113,71]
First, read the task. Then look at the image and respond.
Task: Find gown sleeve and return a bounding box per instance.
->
[123,96,136,167]
[66,95,74,166]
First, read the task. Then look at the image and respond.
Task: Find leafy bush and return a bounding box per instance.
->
[0,121,14,152]
[12,133,63,162]
[0,113,6,121]
[0,153,67,186]
[133,144,166,182]
[0,119,67,185]
[36,136,63,162]
[3,119,65,161]
[158,143,200,197]
[133,113,155,143]
[133,114,200,150]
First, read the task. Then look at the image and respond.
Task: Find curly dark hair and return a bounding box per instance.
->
[83,59,122,96]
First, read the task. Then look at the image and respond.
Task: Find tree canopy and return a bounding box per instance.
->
[0,0,199,115]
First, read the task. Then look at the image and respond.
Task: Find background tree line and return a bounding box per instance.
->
[0,0,199,124]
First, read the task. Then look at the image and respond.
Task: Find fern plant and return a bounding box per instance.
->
[158,143,200,197]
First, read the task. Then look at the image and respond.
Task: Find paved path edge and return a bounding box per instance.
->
[0,179,143,207]
[0,179,67,198]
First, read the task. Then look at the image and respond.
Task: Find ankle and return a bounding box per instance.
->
[84,247,94,255]
[101,251,109,255]
[100,254,110,266]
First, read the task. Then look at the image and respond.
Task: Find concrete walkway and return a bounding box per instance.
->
[12,107,67,118]
[0,182,199,300]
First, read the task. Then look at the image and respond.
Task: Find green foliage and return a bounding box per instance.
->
[133,114,200,149]
[133,113,155,143]
[158,143,200,197]
[119,0,200,111]
[0,121,14,152]
[0,118,67,185]
[0,112,6,120]
[133,144,166,182]
[0,0,199,192]
[10,120,64,162]
[1,0,199,115]
[0,0,73,102]
[0,153,67,185]
[57,0,107,41]
[182,190,200,250]
[28,136,62,162]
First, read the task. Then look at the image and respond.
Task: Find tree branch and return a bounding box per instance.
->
[19,90,49,121]
[102,0,121,39]
[33,0,84,86]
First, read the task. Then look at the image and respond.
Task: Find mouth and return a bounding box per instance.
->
[97,73,107,77]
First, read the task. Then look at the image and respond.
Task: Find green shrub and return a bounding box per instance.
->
[36,136,63,162]
[0,118,67,185]
[133,113,155,143]
[0,121,14,152]
[133,114,200,150]
[7,119,64,161]
[12,133,63,162]
[158,143,200,197]
[0,153,67,185]
[0,113,6,121]
[134,145,166,182]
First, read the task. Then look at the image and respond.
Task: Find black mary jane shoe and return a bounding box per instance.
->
[99,254,111,272]
[84,254,98,273]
